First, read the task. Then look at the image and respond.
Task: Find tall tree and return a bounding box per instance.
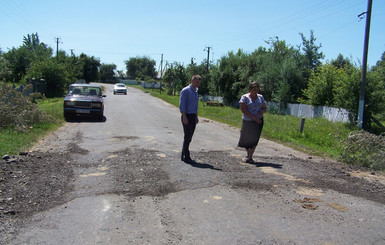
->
[1,47,31,83]
[24,59,69,97]
[79,54,100,83]
[100,63,117,83]
[163,62,187,95]
[0,33,52,83]
[299,30,324,70]
[125,56,156,80]
[331,54,353,69]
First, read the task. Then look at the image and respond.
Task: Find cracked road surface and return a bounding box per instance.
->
[3,84,385,244]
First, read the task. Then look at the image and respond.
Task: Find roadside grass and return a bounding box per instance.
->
[0,98,64,155]
[133,85,355,159]
[37,97,65,120]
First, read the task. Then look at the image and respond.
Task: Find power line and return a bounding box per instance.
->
[0,0,40,31]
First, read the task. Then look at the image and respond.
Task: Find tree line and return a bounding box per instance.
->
[1,32,385,130]
[0,33,117,97]
[163,32,385,130]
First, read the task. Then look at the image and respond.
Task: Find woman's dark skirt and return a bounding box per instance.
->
[237,119,264,149]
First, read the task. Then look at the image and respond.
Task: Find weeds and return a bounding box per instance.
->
[340,131,385,170]
[0,82,55,132]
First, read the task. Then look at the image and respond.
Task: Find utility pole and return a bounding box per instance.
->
[160,54,163,79]
[357,0,373,130]
[54,37,62,61]
[204,46,212,71]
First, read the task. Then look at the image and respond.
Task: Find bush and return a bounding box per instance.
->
[340,130,385,170]
[0,82,54,131]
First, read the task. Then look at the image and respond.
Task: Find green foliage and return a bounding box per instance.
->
[333,65,360,119]
[79,53,101,83]
[304,63,344,106]
[299,30,324,70]
[186,61,211,95]
[125,56,156,80]
[214,49,249,104]
[163,62,187,95]
[331,54,354,69]
[1,46,32,83]
[24,59,69,97]
[213,37,310,106]
[100,63,117,83]
[1,33,53,84]
[305,62,385,129]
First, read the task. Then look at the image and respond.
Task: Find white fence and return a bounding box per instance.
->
[270,102,351,123]
[200,95,351,123]
[141,82,162,89]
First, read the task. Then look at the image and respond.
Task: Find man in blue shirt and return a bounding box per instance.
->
[179,75,202,164]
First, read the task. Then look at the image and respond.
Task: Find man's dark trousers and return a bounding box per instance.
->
[181,114,197,161]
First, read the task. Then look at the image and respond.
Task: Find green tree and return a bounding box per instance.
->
[0,33,52,83]
[125,56,156,80]
[371,51,385,82]
[256,37,305,104]
[79,53,100,83]
[299,30,324,70]
[100,63,117,83]
[1,46,31,83]
[24,59,69,97]
[23,33,52,61]
[331,54,354,69]
[163,62,187,95]
[333,65,360,119]
[214,49,248,105]
[305,63,385,129]
[303,63,343,106]
[186,61,210,95]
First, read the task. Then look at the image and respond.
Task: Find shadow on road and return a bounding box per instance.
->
[66,116,107,123]
[186,161,222,171]
[251,162,283,169]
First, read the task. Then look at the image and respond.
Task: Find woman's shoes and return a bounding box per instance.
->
[243,156,255,164]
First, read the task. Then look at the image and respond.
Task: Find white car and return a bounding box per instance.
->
[113,83,127,95]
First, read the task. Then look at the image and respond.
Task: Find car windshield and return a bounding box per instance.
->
[116,84,125,87]
[69,86,101,96]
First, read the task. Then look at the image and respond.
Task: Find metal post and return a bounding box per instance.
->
[299,118,306,133]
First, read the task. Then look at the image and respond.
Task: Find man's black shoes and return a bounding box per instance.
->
[183,158,197,164]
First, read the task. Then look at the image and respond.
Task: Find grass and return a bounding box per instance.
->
[1,85,356,160]
[37,97,65,120]
[0,98,65,155]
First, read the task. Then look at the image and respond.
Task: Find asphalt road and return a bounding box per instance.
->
[8,84,385,244]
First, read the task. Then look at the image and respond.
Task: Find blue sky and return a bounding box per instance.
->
[1,0,384,71]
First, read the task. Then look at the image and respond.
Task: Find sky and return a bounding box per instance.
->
[1,0,384,72]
